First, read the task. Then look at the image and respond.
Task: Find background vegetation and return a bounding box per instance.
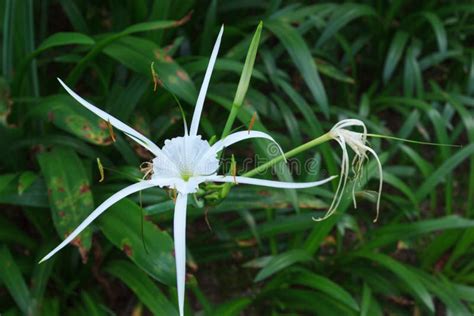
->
[1,0,474,315]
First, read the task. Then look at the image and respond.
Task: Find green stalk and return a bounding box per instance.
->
[220,22,263,140]
[243,133,332,178]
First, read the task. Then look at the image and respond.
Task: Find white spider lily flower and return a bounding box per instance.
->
[39,26,337,316]
[314,119,383,223]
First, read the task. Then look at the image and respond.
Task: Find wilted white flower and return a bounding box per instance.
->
[314,119,383,222]
[39,26,336,316]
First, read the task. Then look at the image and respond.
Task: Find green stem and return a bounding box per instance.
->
[243,132,332,178]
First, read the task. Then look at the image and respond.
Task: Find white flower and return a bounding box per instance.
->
[314,119,383,222]
[39,26,336,316]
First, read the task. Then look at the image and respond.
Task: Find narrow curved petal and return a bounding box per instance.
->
[189,25,224,136]
[58,78,162,156]
[197,130,287,168]
[331,119,366,133]
[173,193,188,316]
[39,180,157,263]
[365,146,383,222]
[207,175,337,189]
[314,137,350,221]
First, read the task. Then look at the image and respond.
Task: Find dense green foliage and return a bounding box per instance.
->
[1,0,474,315]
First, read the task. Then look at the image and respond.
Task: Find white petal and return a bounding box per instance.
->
[332,119,366,131]
[39,180,157,263]
[57,78,162,156]
[197,130,286,168]
[207,175,337,189]
[189,25,224,136]
[173,193,188,316]
[365,146,383,222]
[315,137,350,221]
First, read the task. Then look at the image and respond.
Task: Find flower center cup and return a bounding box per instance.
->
[152,135,220,185]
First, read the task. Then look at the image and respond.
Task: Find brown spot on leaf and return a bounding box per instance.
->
[58,187,65,192]
[82,124,91,131]
[79,184,90,194]
[58,211,65,217]
[122,244,133,257]
[164,55,173,63]
[176,70,189,81]
[99,120,108,130]
[103,136,115,144]
[257,190,271,197]
[48,111,55,122]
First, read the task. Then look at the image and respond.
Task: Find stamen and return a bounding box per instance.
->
[248,111,257,134]
[140,162,154,179]
[231,154,238,184]
[97,158,105,182]
[204,208,213,231]
[150,62,162,92]
[106,119,116,142]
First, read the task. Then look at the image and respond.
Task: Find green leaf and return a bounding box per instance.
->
[58,0,89,33]
[103,36,197,105]
[37,147,94,257]
[221,22,263,139]
[0,173,49,208]
[211,298,252,316]
[415,143,474,201]
[254,249,313,282]
[383,31,409,83]
[290,268,359,311]
[98,197,176,286]
[263,288,357,315]
[106,260,178,315]
[122,20,185,36]
[266,19,329,116]
[316,58,355,84]
[315,3,377,48]
[17,170,38,195]
[185,58,266,82]
[78,291,107,316]
[36,32,95,52]
[0,214,36,249]
[360,283,371,316]
[32,95,115,146]
[420,12,447,53]
[403,40,423,97]
[364,215,474,249]
[355,252,434,312]
[0,246,32,315]
[67,17,188,85]
[31,245,56,315]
